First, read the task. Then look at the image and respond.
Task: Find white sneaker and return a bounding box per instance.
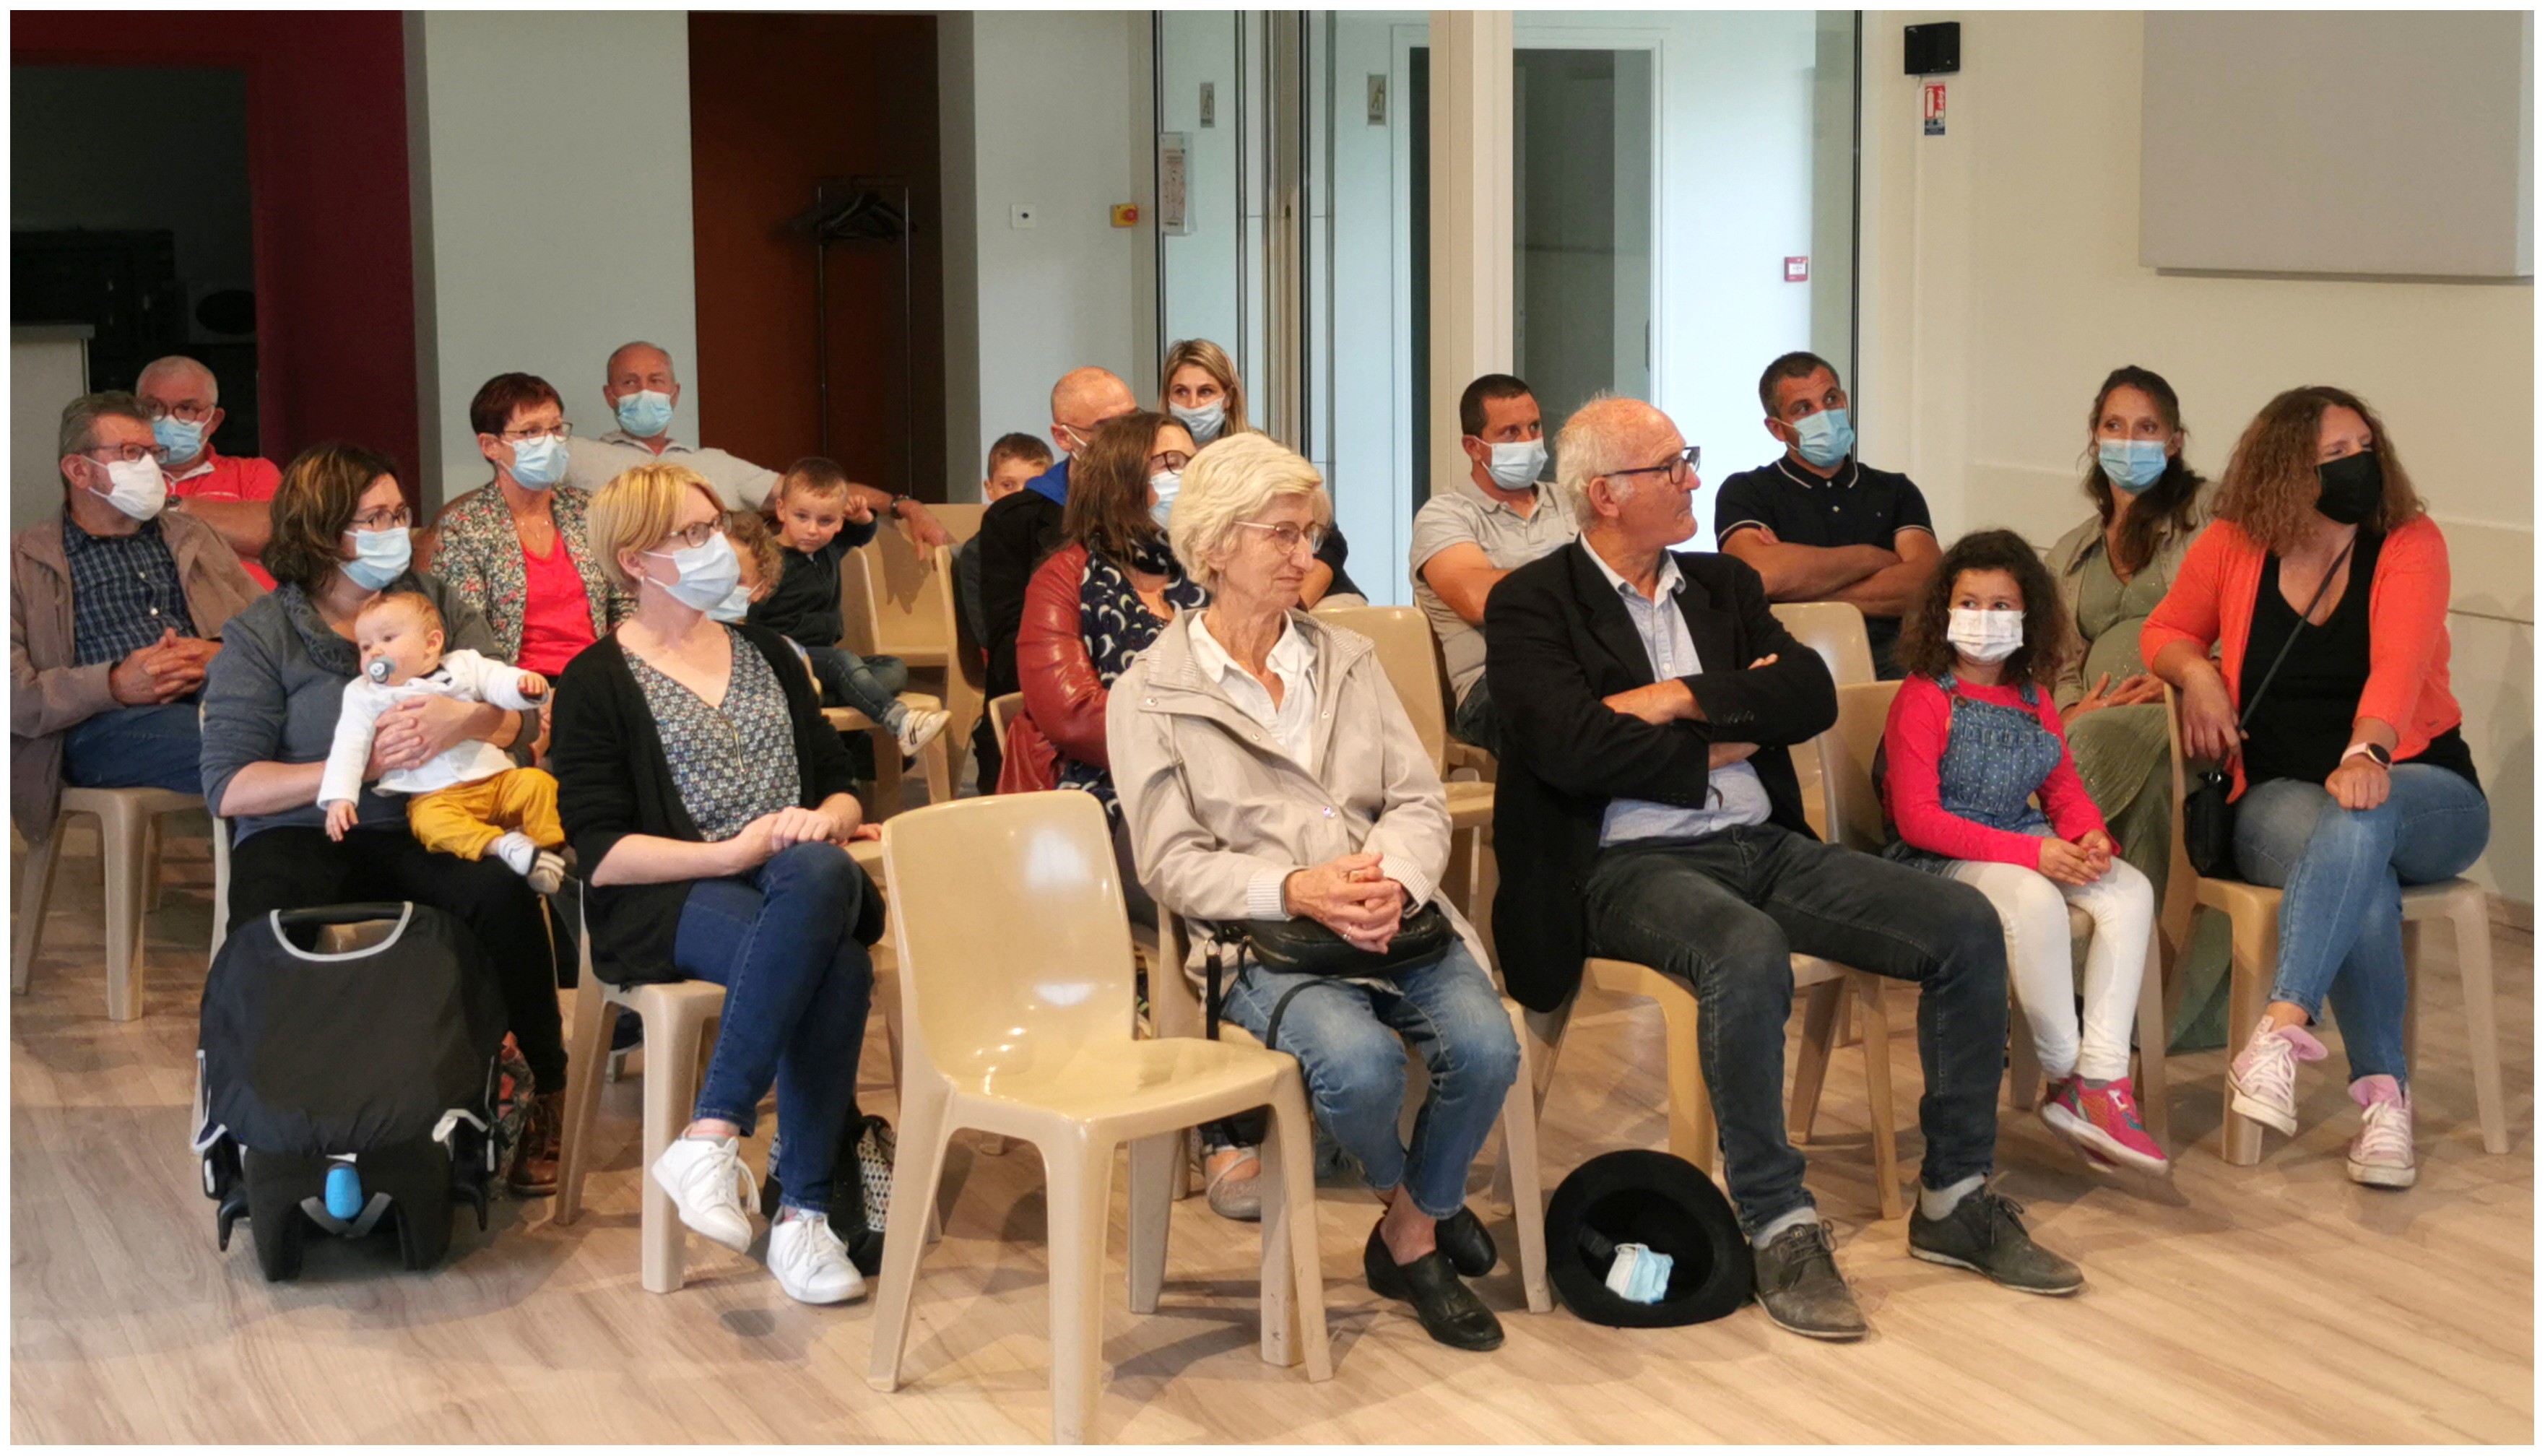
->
[526,850,565,896]
[2227,1016,2327,1136]
[895,706,951,759]
[649,1134,757,1252]
[492,831,539,879]
[768,1210,867,1304]
[2346,1075,2418,1189]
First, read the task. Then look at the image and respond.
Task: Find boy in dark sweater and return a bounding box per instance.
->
[747,457,950,758]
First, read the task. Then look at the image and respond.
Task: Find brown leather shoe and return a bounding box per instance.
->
[508,1090,565,1197]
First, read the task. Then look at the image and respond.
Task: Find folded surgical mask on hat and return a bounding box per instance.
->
[1169,399,1226,445]
[1602,1242,1674,1304]
[508,433,569,490]
[152,415,208,463]
[1788,407,1854,469]
[91,456,168,521]
[1946,607,2025,664]
[2097,438,2167,494]
[706,580,753,624]
[1479,437,1548,492]
[343,527,412,592]
[643,532,743,612]
[614,389,675,439]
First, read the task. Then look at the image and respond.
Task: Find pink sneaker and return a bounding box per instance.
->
[2044,1075,2170,1175]
[2228,1017,2328,1137]
[2345,1075,2417,1189]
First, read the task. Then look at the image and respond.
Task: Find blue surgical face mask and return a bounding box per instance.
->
[1169,399,1226,445]
[1149,469,1182,529]
[152,414,208,462]
[507,433,568,490]
[705,580,752,624]
[1478,437,1548,491]
[2097,437,2168,494]
[643,532,742,612]
[1787,407,1854,469]
[614,389,675,438]
[342,527,412,592]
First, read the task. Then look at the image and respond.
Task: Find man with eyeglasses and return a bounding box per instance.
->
[11,391,262,844]
[971,365,1140,786]
[565,340,950,547]
[1714,352,1938,678]
[1484,395,2074,1345]
[137,355,283,590]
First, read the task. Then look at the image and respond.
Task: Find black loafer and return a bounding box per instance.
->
[1436,1203,1498,1278]
[1363,1221,1505,1351]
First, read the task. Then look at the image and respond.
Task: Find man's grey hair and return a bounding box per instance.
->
[58,391,151,483]
[136,355,217,404]
[607,340,677,380]
[1555,393,1662,529]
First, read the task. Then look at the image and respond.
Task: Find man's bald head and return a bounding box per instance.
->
[137,355,218,404]
[1556,395,1681,528]
[607,342,678,387]
[1049,367,1138,455]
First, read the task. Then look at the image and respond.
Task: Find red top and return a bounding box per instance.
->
[2141,515,2458,800]
[1882,674,2110,867]
[513,529,595,676]
[168,448,282,589]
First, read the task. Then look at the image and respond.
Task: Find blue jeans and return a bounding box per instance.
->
[802,646,909,727]
[62,702,204,793]
[1584,824,2008,1235]
[2233,765,2490,1083]
[1219,940,1519,1220]
[673,841,875,1216]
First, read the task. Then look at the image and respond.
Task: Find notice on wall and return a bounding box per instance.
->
[1159,133,1191,236]
[1922,82,1946,137]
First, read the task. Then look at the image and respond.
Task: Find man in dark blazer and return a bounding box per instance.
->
[1484,396,2079,1343]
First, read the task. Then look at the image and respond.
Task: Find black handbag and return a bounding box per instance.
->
[1202,901,1454,1049]
[2182,537,2356,878]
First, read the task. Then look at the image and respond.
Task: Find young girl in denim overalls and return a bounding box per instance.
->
[1881,530,2167,1174]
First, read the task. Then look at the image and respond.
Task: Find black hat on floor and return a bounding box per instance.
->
[1544,1149,1753,1327]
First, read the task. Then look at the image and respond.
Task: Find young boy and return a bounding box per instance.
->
[748,457,950,756]
[956,433,1054,651]
[318,592,565,892]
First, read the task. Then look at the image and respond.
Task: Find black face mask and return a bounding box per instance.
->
[2315,450,2383,526]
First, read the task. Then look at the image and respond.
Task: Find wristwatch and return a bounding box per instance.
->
[888,493,913,516]
[2341,741,2393,769]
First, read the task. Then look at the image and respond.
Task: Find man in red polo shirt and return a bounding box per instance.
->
[136,355,281,590]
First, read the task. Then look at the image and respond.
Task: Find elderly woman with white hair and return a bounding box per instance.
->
[1108,433,1522,1353]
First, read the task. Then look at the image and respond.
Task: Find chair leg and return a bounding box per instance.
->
[1499,1000,1551,1314]
[1853,975,1904,1222]
[12,826,66,994]
[868,727,905,821]
[1787,980,1843,1144]
[2133,932,2171,1150]
[140,812,166,912]
[2448,896,2509,1155]
[1125,1131,1178,1314]
[208,820,232,961]
[1258,1067,1332,1380]
[1044,1130,1115,1444]
[1652,983,1712,1173]
[2219,907,2275,1167]
[555,986,615,1226]
[638,1000,708,1295]
[99,797,149,1022]
[919,724,951,807]
[868,1082,954,1393]
[1489,998,1569,1214]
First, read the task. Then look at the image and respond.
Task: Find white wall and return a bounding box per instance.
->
[1857,9,2535,904]
[11,329,89,532]
[404,13,700,509]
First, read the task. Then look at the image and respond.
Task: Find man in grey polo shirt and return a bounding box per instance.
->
[1409,373,1578,755]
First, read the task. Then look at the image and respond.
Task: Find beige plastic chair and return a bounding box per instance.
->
[1818,680,2171,1149]
[1308,604,1496,918]
[1769,601,1873,840]
[846,534,983,787]
[987,690,1024,756]
[823,690,953,812]
[13,785,204,1020]
[2161,685,2504,1164]
[868,793,1330,1444]
[925,500,987,546]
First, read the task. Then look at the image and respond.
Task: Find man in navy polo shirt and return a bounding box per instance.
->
[1713,352,1938,678]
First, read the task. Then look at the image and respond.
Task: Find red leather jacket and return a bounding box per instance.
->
[997,542,1103,795]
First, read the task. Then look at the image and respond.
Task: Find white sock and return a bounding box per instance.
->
[491,831,536,875]
[1751,1204,1820,1249]
[1919,1174,1985,1221]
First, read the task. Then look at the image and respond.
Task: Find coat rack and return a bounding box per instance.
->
[785,177,914,490]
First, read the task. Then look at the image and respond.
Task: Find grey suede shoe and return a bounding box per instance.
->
[1751,1219,1868,1341]
[1908,1186,2083,1295]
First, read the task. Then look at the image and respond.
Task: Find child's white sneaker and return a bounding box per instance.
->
[896,706,951,760]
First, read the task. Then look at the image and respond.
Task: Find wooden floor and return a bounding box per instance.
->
[11,818,2535,1443]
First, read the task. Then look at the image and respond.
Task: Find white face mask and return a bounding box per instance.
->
[89,455,169,521]
[1149,469,1182,529]
[642,532,743,613]
[1476,437,1548,491]
[1169,399,1225,445]
[1946,607,2025,664]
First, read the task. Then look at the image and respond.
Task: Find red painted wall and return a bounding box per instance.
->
[687,12,946,500]
[14,12,420,491]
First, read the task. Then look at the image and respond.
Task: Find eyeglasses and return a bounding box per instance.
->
[655,521,722,551]
[1608,445,1702,485]
[1234,520,1327,555]
[1149,450,1191,474]
[83,443,169,466]
[142,400,216,424]
[499,422,574,443]
[347,507,414,533]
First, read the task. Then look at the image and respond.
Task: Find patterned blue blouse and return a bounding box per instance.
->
[623,625,800,842]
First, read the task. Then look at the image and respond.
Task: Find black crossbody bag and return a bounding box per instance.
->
[2182,537,2355,878]
[1202,903,1453,1050]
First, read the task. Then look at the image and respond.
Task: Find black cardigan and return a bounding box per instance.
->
[550,623,883,984]
[977,485,1067,700]
[1482,542,1837,1012]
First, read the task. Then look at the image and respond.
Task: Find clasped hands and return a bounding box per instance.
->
[1284,851,1407,953]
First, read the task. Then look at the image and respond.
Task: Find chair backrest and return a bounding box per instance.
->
[1307,604,1451,775]
[881,792,1140,1083]
[1816,680,1902,853]
[1770,601,1877,688]
[855,528,959,661]
[988,691,1024,755]
[929,502,988,546]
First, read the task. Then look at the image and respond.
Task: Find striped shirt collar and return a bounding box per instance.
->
[1774,454,1860,491]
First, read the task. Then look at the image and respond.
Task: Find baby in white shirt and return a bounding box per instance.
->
[318,591,565,891]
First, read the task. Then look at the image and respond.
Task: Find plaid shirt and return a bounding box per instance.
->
[62,516,199,667]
